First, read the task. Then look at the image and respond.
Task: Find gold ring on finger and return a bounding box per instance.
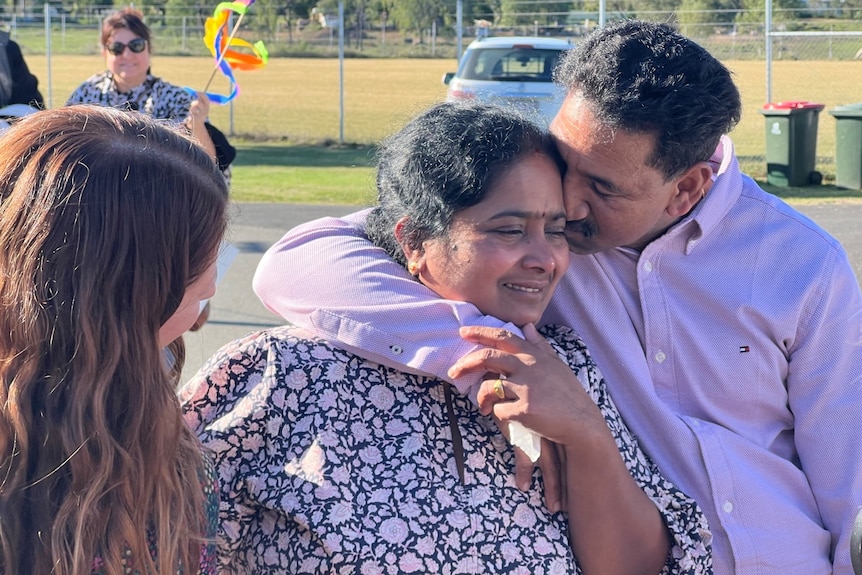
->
[493,378,505,399]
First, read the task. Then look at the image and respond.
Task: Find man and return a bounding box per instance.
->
[0,30,43,109]
[253,21,862,572]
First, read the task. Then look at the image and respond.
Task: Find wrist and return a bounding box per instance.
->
[560,416,617,458]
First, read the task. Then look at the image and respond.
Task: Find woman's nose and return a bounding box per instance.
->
[522,238,557,273]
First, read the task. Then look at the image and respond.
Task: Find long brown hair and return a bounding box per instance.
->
[0,105,228,574]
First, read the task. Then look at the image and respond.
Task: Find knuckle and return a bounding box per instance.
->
[478,348,499,361]
[493,328,512,340]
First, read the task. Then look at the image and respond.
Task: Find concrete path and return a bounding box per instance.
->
[181,201,862,381]
[182,203,353,379]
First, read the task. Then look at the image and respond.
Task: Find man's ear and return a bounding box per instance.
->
[667,161,714,218]
[395,217,424,276]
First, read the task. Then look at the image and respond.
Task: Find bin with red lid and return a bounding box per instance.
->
[759,100,824,187]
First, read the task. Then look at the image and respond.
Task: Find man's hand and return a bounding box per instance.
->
[450,323,606,514]
[451,324,605,447]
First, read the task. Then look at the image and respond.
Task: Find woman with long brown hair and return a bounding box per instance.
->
[0,105,229,574]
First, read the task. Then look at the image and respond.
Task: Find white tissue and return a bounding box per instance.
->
[509,421,542,463]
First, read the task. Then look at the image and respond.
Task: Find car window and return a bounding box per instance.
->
[458,47,564,83]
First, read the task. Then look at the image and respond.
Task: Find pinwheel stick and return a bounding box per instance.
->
[203,11,247,93]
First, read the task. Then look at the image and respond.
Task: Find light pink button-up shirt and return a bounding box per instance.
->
[254,136,862,573]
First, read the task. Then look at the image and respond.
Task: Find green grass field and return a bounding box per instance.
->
[25,54,862,204]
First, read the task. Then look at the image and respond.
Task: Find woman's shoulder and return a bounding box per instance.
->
[538,324,589,354]
[147,75,193,99]
[140,75,193,119]
[192,326,337,379]
[538,323,579,340]
[181,327,353,396]
[214,324,342,359]
[67,72,111,103]
[537,324,601,382]
[179,326,330,432]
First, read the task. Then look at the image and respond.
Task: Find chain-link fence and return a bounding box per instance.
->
[8,5,861,58]
[5,4,862,178]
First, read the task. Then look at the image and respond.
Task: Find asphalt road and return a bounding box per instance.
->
[180,201,862,381]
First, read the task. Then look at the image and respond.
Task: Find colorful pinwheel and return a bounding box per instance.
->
[197,0,268,104]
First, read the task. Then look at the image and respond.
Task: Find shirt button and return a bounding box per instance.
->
[654,351,667,363]
[390,345,403,355]
[643,261,653,273]
[723,501,733,513]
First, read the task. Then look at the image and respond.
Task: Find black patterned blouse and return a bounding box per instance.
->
[67,72,193,121]
[66,72,231,184]
[180,325,712,574]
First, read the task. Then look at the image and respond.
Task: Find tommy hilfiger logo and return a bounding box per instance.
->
[739,346,751,353]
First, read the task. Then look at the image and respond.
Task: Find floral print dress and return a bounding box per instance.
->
[180,325,712,574]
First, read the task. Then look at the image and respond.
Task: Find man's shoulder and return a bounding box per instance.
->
[728,176,844,254]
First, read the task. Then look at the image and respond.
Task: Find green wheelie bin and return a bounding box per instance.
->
[759,101,824,187]
[828,103,862,191]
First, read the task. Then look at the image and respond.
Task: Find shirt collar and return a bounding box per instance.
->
[671,135,743,255]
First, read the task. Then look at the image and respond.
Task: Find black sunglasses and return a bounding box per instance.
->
[105,38,147,56]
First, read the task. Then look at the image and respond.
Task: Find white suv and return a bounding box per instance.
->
[443,36,573,126]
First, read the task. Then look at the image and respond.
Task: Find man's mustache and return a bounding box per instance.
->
[565,220,595,238]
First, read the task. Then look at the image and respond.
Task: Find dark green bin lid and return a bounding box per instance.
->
[829,103,862,118]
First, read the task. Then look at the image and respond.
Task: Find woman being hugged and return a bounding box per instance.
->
[182,101,711,574]
[0,105,229,574]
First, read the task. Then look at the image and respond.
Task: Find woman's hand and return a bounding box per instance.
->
[449,323,608,447]
[451,324,671,574]
[448,323,608,515]
[185,91,217,161]
[188,91,210,127]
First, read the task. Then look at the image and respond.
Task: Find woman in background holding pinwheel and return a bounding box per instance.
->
[66,6,235,188]
[67,6,235,331]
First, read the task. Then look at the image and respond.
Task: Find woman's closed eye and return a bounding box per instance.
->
[546,226,567,239]
[495,228,525,236]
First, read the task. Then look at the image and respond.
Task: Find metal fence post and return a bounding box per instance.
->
[44,3,52,108]
[456,0,463,61]
[766,0,773,104]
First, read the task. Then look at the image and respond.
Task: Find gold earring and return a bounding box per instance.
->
[408,262,418,275]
